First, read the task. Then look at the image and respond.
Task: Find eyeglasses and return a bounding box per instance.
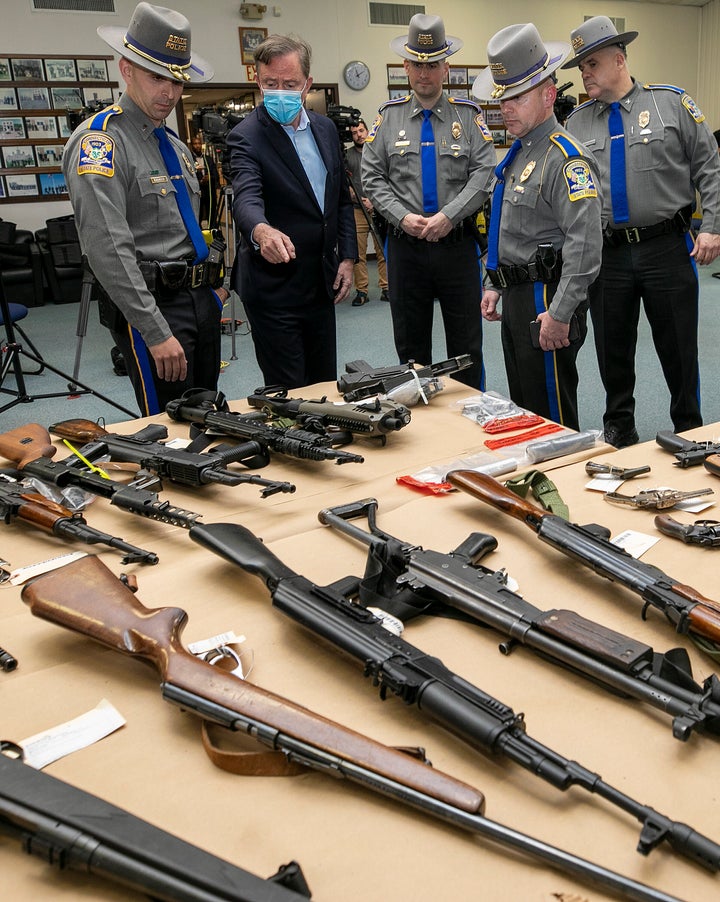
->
[407,61,442,71]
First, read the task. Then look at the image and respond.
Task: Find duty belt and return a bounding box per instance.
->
[486,258,562,289]
[391,218,474,246]
[603,205,692,247]
[139,259,223,292]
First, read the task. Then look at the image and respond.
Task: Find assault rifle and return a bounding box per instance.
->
[188,521,720,873]
[656,431,720,468]
[337,355,473,404]
[446,470,720,657]
[246,386,412,440]
[47,420,295,497]
[0,741,311,901]
[0,474,157,564]
[19,555,675,902]
[165,390,364,465]
[317,498,720,742]
[0,424,204,528]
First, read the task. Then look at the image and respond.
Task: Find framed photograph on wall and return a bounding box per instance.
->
[39,171,68,196]
[0,175,5,198]
[0,59,11,82]
[448,88,468,99]
[2,145,36,169]
[83,86,113,108]
[386,64,408,86]
[449,66,467,86]
[10,57,44,81]
[0,86,18,110]
[51,86,83,109]
[25,115,58,139]
[0,117,26,141]
[45,58,78,81]
[17,86,50,109]
[76,59,108,81]
[58,116,72,138]
[6,172,38,198]
[239,27,268,65]
[35,144,65,167]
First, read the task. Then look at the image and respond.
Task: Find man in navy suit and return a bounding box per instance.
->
[228,34,357,388]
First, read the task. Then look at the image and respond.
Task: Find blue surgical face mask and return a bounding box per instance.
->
[262,82,307,125]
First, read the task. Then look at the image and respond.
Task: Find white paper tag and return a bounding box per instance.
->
[187,631,246,656]
[585,476,624,492]
[19,698,126,769]
[8,552,87,586]
[611,529,659,559]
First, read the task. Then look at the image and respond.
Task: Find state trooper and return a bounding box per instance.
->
[475,23,603,431]
[563,16,720,446]
[63,2,227,416]
[361,13,495,389]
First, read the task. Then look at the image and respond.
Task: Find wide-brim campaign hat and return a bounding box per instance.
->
[390,14,463,62]
[473,23,570,101]
[561,15,638,69]
[97,2,214,83]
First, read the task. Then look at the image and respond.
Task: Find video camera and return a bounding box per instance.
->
[327,104,361,144]
[554,82,577,125]
[192,106,250,144]
[65,100,107,133]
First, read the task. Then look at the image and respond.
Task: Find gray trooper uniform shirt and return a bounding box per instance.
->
[565,80,720,231]
[495,116,603,322]
[361,93,495,227]
[63,94,201,347]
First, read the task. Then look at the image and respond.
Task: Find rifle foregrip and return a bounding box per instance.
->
[446,470,541,524]
[49,418,109,442]
[190,522,297,587]
[537,609,654,671]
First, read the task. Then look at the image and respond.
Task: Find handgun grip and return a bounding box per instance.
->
[654,515,691,543]
[656,431,693,453]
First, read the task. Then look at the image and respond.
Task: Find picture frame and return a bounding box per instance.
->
[449,66,467,86]
[24,115,58,139]
[35,144,65,167]
[2,144,36,169]
[76,58,108,81]
[483,106,504,128]
[39,171,68,196]
[58,116,72,138]
[448,87,469,100]
[0,59,11,82]
[10,57,44,81]
[0,86,18,110]
[50,86,83,110]
[389,88,409,100]
[17,86,50,110]
[83,86,113,108]
[239,27,268,65]
[0,176,5,199]
[44,58,77,82]
[0,116,26,141]
[386,64,408,86]
[6,172,38,197]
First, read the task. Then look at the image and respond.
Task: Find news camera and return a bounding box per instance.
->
[554,82,577,125]
[327,104,361,144]
[65,100,107,132]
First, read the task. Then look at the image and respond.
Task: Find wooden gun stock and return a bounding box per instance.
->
[0,424,56,469]
[49,418,109,443]
[21,555,486,816]
[705,454,720,478]
[15,492,76,532]
[447,470,544,527]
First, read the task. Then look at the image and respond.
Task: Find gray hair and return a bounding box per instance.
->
[254,34,312,77]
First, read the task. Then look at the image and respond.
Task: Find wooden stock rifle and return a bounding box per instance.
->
[22,555,680,902]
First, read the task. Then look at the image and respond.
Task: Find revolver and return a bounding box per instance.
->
[604,487,714,510]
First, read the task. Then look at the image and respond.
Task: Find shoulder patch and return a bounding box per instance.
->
[77,133,115,177]
[681,93,705,123]
[473,112,493,142]
[365,113,383,143]
[86,105,123,132]
[448,97,481,111]
[550,132,586,158]
[562,158,597,201]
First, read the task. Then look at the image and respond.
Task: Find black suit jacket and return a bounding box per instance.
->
[227,105,356,308]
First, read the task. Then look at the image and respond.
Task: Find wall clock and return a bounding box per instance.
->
[343,60,371,91]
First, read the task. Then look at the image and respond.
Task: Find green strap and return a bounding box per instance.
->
[505,470,570,520]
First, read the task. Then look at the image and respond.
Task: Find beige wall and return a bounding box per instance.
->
[1,0,711,231]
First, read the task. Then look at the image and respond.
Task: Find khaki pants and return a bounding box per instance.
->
[353,207,387,292]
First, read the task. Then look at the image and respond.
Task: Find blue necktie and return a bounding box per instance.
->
[486,138,522,272]
[608,102,629,224]
[420,109,438,214]
[154,126,208,264]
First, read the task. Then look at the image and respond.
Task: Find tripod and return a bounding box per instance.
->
[0,267,138,418]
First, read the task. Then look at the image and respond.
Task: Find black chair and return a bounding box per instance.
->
[35,215,84,304]
[0,301,45,376]
[0,218,45,309]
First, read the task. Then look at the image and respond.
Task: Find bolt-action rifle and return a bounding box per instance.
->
[46,419,295,497]
[246,385,412,441]
[0,474,157,564]
[187,521,720,873]
[0,424,206,528]
[446,470,720,659]
[19,555,677,902]
[656,431,720,468]
[317,498,720,742]
[0,741,311,901]
[165,390,364,465]
[337,355,473,404]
